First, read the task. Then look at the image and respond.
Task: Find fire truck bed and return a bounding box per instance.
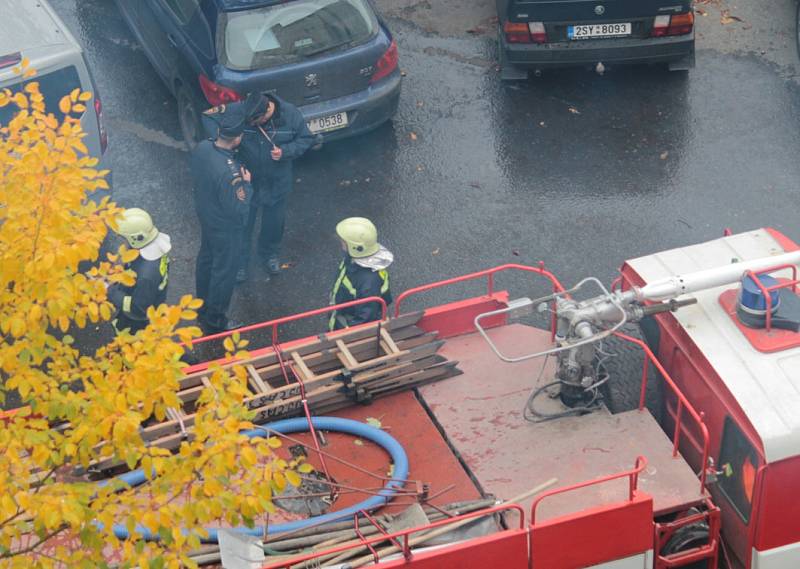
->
[418,323,707,522]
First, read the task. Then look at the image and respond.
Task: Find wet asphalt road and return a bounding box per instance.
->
[49,0,800,345]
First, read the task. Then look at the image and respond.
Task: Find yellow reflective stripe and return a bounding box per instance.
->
[379,270,389,295]
[340,276,357,296]
[158,255,169,291]
[122,295,132,314]
[330,261,347,304]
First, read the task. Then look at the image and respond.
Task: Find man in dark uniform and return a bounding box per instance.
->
[237,93,314,281]
[108,208,171,335]
[200,93,314,282]
[329,217,393,331]
[191,106,253,334]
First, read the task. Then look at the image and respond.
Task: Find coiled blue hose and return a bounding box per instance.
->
[108,417,409,543]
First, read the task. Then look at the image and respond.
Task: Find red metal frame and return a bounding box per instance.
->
[259,503,526,568]
[654,499,720,568]
[614,332,711,493]
[530,457,647,525]
[394,263,566,317]
[742,264,799,332]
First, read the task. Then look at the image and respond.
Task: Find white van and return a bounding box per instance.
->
[0,0,109,188]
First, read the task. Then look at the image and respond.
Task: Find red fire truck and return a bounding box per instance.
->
[194,227,800,569]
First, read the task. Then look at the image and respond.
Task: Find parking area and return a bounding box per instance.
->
[49,0,800,342]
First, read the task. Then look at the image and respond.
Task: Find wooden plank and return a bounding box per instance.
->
[175,334,441,407]
[179,312,424,391]
[380,327,400,354]
[290,352,316,381]
[335,340,360,370]
[246,365,270,394]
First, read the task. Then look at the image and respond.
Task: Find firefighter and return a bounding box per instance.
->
[191,106,253,334]
[108,208,171,335]
[329,217,393,331]
[236,92,314,282]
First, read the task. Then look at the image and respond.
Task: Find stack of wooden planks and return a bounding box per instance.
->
[94,312,460,471]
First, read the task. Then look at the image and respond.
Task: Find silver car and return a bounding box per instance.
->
[0,0,110,188]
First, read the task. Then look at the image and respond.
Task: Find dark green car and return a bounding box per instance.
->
[496,0,695,79]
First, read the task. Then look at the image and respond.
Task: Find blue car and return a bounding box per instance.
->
[115,0,401,148]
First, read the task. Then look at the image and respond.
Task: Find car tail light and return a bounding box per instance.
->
[0,51,21,69]
[504,22,531,43]
[528,22,547,44]
[370,40,398,84]
[667,12,694,35]
[652,12,693,37]
[94,92,108,154]
[198,74,242,106]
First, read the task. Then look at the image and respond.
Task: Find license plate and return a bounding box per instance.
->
[568,23,631,40]
[307,112,348,134]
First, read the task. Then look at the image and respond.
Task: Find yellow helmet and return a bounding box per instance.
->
[116,208,159,249]
[336,217,380,258]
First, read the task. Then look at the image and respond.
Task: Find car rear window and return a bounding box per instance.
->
[218,0,378,70]
[0,65,82,125]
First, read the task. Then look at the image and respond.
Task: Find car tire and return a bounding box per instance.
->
[597,324,664,423]
[177,84,202,151]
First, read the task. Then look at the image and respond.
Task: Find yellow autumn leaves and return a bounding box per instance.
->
[0,62,307,568]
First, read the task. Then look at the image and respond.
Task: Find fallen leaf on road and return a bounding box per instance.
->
[696,7,707,16]
[431,248,440,255]
[720,10,743,25]
[568,107,580,115]
[660,151,669,160]
[409,132,418,141]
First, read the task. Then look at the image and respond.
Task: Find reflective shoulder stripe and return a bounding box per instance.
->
[329,261,348,330]
[331,261,356,301]
[122,295,132,314]
[340,275,357,296]
[379,270,390,295]
[158,255,170,291]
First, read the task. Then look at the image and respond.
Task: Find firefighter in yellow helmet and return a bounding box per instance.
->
[329,217,393,331]
[108,208,171,334]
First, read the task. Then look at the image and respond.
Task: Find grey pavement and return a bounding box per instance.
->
[49,0,800,346]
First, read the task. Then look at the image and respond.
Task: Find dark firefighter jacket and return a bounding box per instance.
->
[108,254,169,334]
[190,140,252,230]
[329,257,392,330]
[201,97,314,204]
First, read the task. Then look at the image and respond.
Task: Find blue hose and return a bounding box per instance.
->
[108,417,409,543]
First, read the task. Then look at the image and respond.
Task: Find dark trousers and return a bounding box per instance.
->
[241,192,287,269]
[196,227,240,331]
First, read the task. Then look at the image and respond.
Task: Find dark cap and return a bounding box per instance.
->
[243,92,268,121]
[217,104,246,138]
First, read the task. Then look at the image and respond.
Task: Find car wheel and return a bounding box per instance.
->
[177,85,202,151]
